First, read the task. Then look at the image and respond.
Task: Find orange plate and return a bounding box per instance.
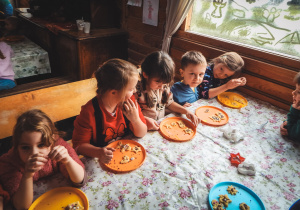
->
[195,106,229,126]
[29,187,88,210]
[159,117,196,142]
[104,140,146,173]
[217,92,248,109]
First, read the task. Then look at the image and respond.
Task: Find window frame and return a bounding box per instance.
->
[175,7,300,71]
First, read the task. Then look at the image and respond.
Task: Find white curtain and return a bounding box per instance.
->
[161,0,194,53]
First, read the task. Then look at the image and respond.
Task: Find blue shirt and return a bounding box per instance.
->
[171,82,199,105]
[197,64,222,99]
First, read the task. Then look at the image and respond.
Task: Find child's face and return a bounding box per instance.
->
[4,20,16,32]
[292,84,300,107]
[18,131,51,164]
[147,77,164,90]
[213,63,235,79]
[181,63,206,88]
[123,76,138,101]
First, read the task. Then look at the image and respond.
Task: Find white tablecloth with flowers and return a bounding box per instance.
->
[9,37,51,79]
[32,92,299,210]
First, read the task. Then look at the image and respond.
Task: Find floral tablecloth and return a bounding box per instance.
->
[32,92,299,210]
[9,38,51,79]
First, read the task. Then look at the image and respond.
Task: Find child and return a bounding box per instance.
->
[198,52,246,99]
[0,0,13,18]
[171,51,207,107]
[0,109,86,210]
[280,72,300,141]
[135,51,200,131]
[0,41,15,90]
[72,59,147,164]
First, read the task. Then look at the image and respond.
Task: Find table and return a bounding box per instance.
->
[9,37,51,79]
[31,92,299,210]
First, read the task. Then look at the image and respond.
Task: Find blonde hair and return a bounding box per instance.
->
[13,109,57,151]
[94,58,138,101]
[181,51,207,69]
[211,52,244,77]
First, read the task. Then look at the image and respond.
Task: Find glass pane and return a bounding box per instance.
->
[189,0,300,58]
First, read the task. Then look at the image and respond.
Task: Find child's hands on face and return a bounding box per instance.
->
[122,98,140,123]
[280,121,288,136]
[226,77,247,89]
[24,153,48,177]
[183,102,192,108]
[98,147,115,164]
[48,145,71,164]
[186,110,201,125]
[146,117,159,130]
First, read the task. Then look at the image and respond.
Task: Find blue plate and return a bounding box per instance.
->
[208,181,265,210]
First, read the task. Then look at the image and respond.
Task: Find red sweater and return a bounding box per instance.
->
[0,137,85,198]
[72,95,146,149]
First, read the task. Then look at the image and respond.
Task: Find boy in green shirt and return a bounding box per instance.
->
[280,72,300,141]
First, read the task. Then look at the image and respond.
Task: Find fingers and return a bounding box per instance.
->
[26,154,48,173]
[183,103,192,108]
[48,146,70,163]
[106,147,116,152]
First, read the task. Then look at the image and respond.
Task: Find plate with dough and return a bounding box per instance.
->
[208,181,265,210]
[104,140,146,173]
[217,92,248,109]
[29,187,88,210]
[159,117,196,142]
[195,106,229,126]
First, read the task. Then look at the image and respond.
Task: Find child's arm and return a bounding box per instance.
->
[280,121,288,136]
[286,104,300,141]
[12,153,48,210]
[208,77,246,98]
[167,101,200,125]
[77,144,115,164]
[48,145,85,184]
[123,98,147,137]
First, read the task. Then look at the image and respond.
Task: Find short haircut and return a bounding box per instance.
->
[294,72,300,85]
[181,51,207,70]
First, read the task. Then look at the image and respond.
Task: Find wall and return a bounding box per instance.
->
[121,0,299,111]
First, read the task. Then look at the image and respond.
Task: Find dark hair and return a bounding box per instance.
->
[141,51,175,84]
[13,109,57,151]
[294,72,300,85]
[0,49,5,59]
[181,51,207,69]
[211,52,244,78]
[94,58,138,99]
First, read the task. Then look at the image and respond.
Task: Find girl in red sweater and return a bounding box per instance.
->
[0,109,86,210]
[72,59,147,164]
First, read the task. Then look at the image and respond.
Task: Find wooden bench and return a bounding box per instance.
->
[0,78,97,153]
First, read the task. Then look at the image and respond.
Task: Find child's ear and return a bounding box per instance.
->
[179,69,184,77]
[142,72,148,79]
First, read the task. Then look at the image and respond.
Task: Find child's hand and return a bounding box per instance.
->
[280,121,288,136]
[98,147,115,164]
[226,78,246,89]
[48,145,71,164]
[186,110,201,125]
[122,98,140,123]
[183,102,192,108]
[24,153,48,177]
[146,117,159,130]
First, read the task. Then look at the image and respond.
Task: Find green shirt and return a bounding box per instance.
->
[287,105,300,141]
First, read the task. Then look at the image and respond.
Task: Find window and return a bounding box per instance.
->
[189,0,300,59]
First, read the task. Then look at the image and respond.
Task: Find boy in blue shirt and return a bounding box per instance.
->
[171,51,207,107]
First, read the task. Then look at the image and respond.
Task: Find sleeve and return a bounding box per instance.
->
[287,106,300,142]
[198,67,213,99]
[72,103,94,150]
[56,138,87,187]
[0,184,10,205]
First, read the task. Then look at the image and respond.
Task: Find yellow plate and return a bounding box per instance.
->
[29,187,88,210]
[217,92,248,109]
